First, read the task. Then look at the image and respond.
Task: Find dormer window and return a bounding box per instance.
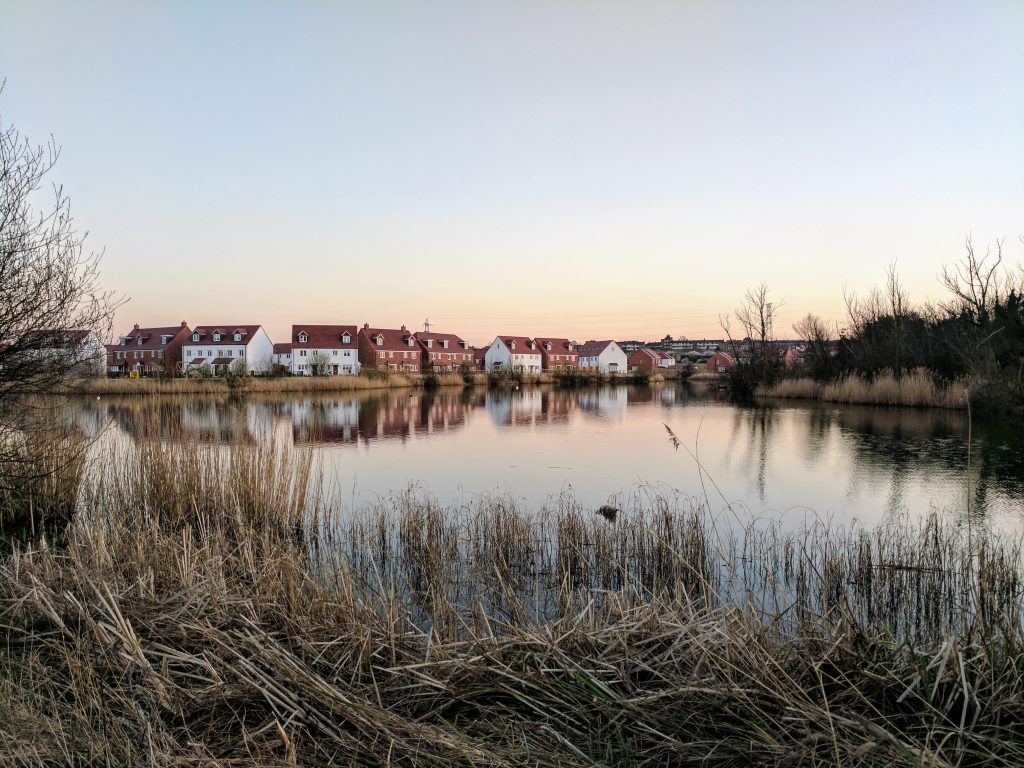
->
[233,333,242,342]
[161,335,172,345]
[545,342,552,351]
[375,334,384,345]
[213,333,221,342]
[341,332,351,344]
[298,332,308,344]
[426,338,432,348]
[441,339,448,348]
[509,340,516,349]
[192,333,200,342]
[407,337,415,347]
[137,337,143,346]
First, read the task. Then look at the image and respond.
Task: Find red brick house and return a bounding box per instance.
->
[628,348,661,373]
[534,337,578,371]
[706,351,736,373]
[413,330,474,371]
[357,324,421,372]
[110,322,191,376]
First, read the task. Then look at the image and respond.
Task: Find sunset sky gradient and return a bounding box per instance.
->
[1,1,1022,345]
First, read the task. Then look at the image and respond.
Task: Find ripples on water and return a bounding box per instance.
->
[69,382,1024,528]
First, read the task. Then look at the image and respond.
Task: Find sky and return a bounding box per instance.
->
[1,1,1022,345]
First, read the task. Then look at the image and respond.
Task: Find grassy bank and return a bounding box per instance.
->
[2,437,1023,765]
[757,368,974,409]
[69,372,467,396]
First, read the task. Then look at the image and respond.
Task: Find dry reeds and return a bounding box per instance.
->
[1,438,1023,765]
[759,368,975,409]
[70,372,467,396]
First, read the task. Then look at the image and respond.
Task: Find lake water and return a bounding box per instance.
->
[74,383,1024,529]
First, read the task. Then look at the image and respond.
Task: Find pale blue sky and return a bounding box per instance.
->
[1,1,1021,343]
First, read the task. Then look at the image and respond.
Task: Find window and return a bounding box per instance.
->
[192,333,199,342]
[441,339,448,348]
[134,351,142,359]
[300,350,307,357]
[157,350,163,358]
[234,333,241,341]
[137,337,143,346]
[213,333,221,342]
[117,351,125,359]
[388,351,394,358]
[299,332,308,343]
[342,333,351,344]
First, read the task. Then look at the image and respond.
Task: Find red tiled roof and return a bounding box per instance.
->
[273,343,293,354]
[292,325,358,348]
[118,323,190,352]
[577,340,617,356]
[360,325,419,352]
[630,348,660,362]
[533,337,577,355]
[211,357,234,365]
[187,325,263,346]
[22,329,95,350]
[413,331,470,351]
[495,336,541,355]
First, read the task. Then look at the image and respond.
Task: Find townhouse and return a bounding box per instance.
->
[357,324,421,372]
[17,329,107,377]
[413,330,473,371]
[577,340,627,373]
[182,325,273,375]
[484,336,542,373]
[533,337,578,371]
[110,322,191,376]
[290,325,360,375]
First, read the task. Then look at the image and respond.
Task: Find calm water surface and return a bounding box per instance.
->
[75,383,1024,528]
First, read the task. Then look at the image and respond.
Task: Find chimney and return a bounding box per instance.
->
[181,321,187,327]
[401,324,408,333]
[363,322,369,330]
[133,323,140,330]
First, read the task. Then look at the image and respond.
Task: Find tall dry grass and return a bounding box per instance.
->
[71,372,467,396]
[759,368,974,409]
[1,437,1023,765]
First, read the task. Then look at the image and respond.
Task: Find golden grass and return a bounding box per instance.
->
[70,372,468,396]
[2,436,1023,765]
[758,368,975,408]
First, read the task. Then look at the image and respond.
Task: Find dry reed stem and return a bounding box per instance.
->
[1,438,1022,765]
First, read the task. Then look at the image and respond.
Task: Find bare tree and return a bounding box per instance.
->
[720,283,783,394]
[1,102,121,402]
[308,351,331,376]
[940,236,1012,325]
[1,97,121,533]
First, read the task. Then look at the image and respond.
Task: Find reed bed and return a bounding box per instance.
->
[1,438,1023,765]
[758,369,973,409]
[69,372,466,396]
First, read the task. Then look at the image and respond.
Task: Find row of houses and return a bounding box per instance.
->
[101,321,683,377]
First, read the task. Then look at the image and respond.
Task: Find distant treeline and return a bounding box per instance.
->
[729,237,1024,412]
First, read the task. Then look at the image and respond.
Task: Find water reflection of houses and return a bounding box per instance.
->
[577,388,627,422]
[291,392,471,445]
[93,396,278,443]
[486,390,544,427]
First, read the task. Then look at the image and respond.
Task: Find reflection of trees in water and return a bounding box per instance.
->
[800,403,1022,519]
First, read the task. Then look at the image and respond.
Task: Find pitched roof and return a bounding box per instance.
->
[533,337,577,356]
[21,329,95,350]
[629,348,661,362]
[495,336,541,355]
[187,325,263,346]
[292,325,358,348]
[119,323,190,352]
[577,340,618,357]
[273,343,293,354]
[360,324,419,352]
[413,331,469,349]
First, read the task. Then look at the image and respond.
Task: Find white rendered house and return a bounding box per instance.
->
[577,340,628,373]
[290,325,360,376]
[182,325,273,375]
[484,336,542,373]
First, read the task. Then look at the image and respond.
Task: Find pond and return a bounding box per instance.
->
[72,382,1024,528]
